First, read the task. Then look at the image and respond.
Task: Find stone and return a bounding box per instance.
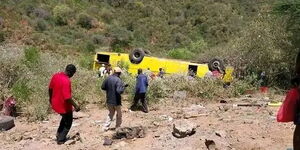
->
[65,140,76,145]
[205,139,216,150]
[114,126,146,139]
[172,120,196,138]
[215,130,227,138]
[103,137,113,146]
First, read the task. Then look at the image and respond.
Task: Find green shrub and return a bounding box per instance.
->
[84,41,96,53]
[92,34,106,45]
[0,31,5,42]
[24,47,40,67]
[117,59,130,70]
[168,48,194,60]
[53,4,73,26]
[79,55,93,69]
[77,14,93,29]
[35,19,47,31]
[12,79,31,101]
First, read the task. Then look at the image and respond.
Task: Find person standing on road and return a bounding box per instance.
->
[130,68,149,113]
[48,64,80,145]
[101,67,128,131]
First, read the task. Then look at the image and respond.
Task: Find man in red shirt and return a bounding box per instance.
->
[49,64,80,144]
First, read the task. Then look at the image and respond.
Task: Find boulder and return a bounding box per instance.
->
[172,120,196,138]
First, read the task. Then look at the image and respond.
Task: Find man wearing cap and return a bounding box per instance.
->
[49,64,81,144]
[101,67,128,131]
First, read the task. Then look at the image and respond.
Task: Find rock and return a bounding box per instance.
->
[70,132,82,142]
[219,100,228,103]
[204,138,232,150]
[218,105,230,112]
[65,140,76,145]
[172,120,196,138]
[114,126,146,139]
[215,130,227,138]
[243,120,254,124]
[205,139,216,150]
[103,137,113,146]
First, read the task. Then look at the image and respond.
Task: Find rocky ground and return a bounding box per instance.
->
[0,94,294,150]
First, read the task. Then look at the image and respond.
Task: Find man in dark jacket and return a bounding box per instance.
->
[130,68,149,113]
[101,67,127,131]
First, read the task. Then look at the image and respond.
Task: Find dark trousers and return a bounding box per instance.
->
[295,125,300,150]
[131,93,148,112]
[57,112,73,142]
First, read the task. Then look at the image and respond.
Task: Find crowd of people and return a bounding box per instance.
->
[48,64,160,144]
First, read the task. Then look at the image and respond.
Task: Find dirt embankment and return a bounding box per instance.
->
[0,95,294,150]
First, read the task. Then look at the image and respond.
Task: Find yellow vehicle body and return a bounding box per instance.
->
[93,52,233,82]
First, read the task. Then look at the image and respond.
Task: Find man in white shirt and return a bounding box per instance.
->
[99,64,106,77]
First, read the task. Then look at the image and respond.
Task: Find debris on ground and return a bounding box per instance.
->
[172,120,196,138]
[205,139,216,150]
[65,140,76,145]
[114,126,146,139]
[181,104,208,119]
[103,136,113,146]
[215,130,227,138]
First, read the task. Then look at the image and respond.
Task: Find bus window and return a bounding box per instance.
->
[97,54,110,63]
[188,65,197,76]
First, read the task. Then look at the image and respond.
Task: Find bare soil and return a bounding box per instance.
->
[0,95,294,150]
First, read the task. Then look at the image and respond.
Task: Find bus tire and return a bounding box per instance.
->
[129,48,145,64]
[0,116,15,131]
[208,58,225,72]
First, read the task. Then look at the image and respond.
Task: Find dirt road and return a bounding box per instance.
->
[0,96,294,150]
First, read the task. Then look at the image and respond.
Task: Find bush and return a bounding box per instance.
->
[168,48,194,60]
[32,8,51,19]
[0,32,5,43]
[53,5,73,26]
[35,19,47,31]
[12,79,31,101]
[92,34,106,45]
[24,47,40,67]
[79,54,93,69]
[77,14,93,29]
[83,41,96,53]
[117,59,130,70]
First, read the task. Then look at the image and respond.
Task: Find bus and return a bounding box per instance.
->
[93,49,233,82]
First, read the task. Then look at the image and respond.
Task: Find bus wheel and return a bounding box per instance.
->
[208,58,225,72]
[129,48,145,64]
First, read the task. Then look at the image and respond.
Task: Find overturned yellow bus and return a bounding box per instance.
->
[93,49,233,82]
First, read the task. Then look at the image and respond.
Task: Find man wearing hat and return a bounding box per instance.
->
[101,67,128,131]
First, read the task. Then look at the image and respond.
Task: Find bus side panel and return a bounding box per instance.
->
[197,64,209,78]
[165,61,188,75]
